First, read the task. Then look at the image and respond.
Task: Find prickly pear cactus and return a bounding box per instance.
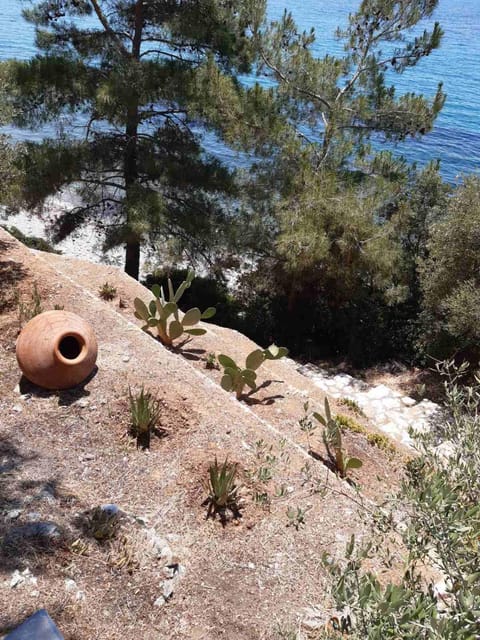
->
[218,344,288,400]
[133,270,216,346]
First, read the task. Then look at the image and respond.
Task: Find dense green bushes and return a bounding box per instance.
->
[321,361,480,639]
[418,177,480,364]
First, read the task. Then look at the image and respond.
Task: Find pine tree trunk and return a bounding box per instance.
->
[125,239,140,279]
[123,0,144,280]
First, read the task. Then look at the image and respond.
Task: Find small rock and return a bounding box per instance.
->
[12,405,23,413]
[101,504,120,517]
[122,355,130,363]
[80,453,95,462]
[9,568,37,589]
[401,396,417,407]
[64,578,78,593]
[4,521,61,547]
[162,580,175,600]
[39,487,56,503]
[26,512,42,521]
[153,596,166,608]
[366,384,391,400]
[14,384,21,394]
[247,562,255,569]
[6,509,22,520]
[20,394,31,401]
[65,578,86,601]
[77,399,89,408]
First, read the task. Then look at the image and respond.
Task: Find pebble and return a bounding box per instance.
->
[12,405,23,413]
[6,509,22,520]
[122,355,130,363]
[9,569,38,589]
[153,595,166,607]
[77,399,89,408]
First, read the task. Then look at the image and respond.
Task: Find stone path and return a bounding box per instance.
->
[297,363,440,447]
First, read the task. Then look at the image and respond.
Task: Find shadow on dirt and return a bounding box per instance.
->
[0,436,66,573]
[18,366,98,406]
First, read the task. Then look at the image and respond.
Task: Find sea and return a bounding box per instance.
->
[0,0,479,183]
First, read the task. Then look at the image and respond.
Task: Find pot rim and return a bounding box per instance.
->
[54,331,88,366]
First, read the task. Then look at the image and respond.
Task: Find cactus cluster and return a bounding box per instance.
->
[218,344,288,399]
[314,399,363,479]
[133,270,215,346]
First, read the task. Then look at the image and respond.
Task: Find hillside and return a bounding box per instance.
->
[0,227,404,639]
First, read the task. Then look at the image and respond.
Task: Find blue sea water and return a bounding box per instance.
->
[0,0,479,182]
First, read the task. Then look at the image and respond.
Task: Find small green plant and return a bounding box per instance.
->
[85,505,120,541]
[314,399,363,479]
[133,270,215,346]
[128,386,161,449]
[16,282,43,328]
[53,303,64,310]
[205,352,219,370]
[335,413,397,456]
[99,281,117,300]
[414,382,426,400]
[286,505,310,530]
[218,344,288,399]
[205,457,239,521]
[299,401,317,451]
[339,397,366,417]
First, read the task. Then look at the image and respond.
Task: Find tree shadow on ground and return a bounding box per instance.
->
[18,366,98,406]
[0,238,29,313]
[0,436,67,573]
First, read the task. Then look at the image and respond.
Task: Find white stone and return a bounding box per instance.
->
[401,396,417,407]
[366,385,391,400]
[154,596,166,607]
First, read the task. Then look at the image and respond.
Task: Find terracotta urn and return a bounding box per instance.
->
[16,310,98,390]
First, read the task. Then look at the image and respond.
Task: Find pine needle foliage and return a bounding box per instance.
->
[1,0,271,278]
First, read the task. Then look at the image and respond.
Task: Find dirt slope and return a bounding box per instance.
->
[0,228,402,639]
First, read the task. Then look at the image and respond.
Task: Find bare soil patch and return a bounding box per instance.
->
[0,230,406,639]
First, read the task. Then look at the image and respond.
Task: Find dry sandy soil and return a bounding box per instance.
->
[0,228,406,639]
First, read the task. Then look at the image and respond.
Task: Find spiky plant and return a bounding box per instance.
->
[98,282,117,300]
[205,457,239,521]
[128,386,161,449]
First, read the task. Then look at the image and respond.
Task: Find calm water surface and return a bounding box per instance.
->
[0,0,479,182]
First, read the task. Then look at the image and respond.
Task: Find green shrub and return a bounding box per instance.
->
[321,360,480,639]
[335,413,397,456]
[339,397,366,417]
[4,225,60,253]
[418,177,480,363]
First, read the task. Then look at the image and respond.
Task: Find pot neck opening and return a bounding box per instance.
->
[56,334,86,364]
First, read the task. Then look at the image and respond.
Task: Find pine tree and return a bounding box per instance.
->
[2,0,268,278]
[235,0,448,361]
[257,0,445,172]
